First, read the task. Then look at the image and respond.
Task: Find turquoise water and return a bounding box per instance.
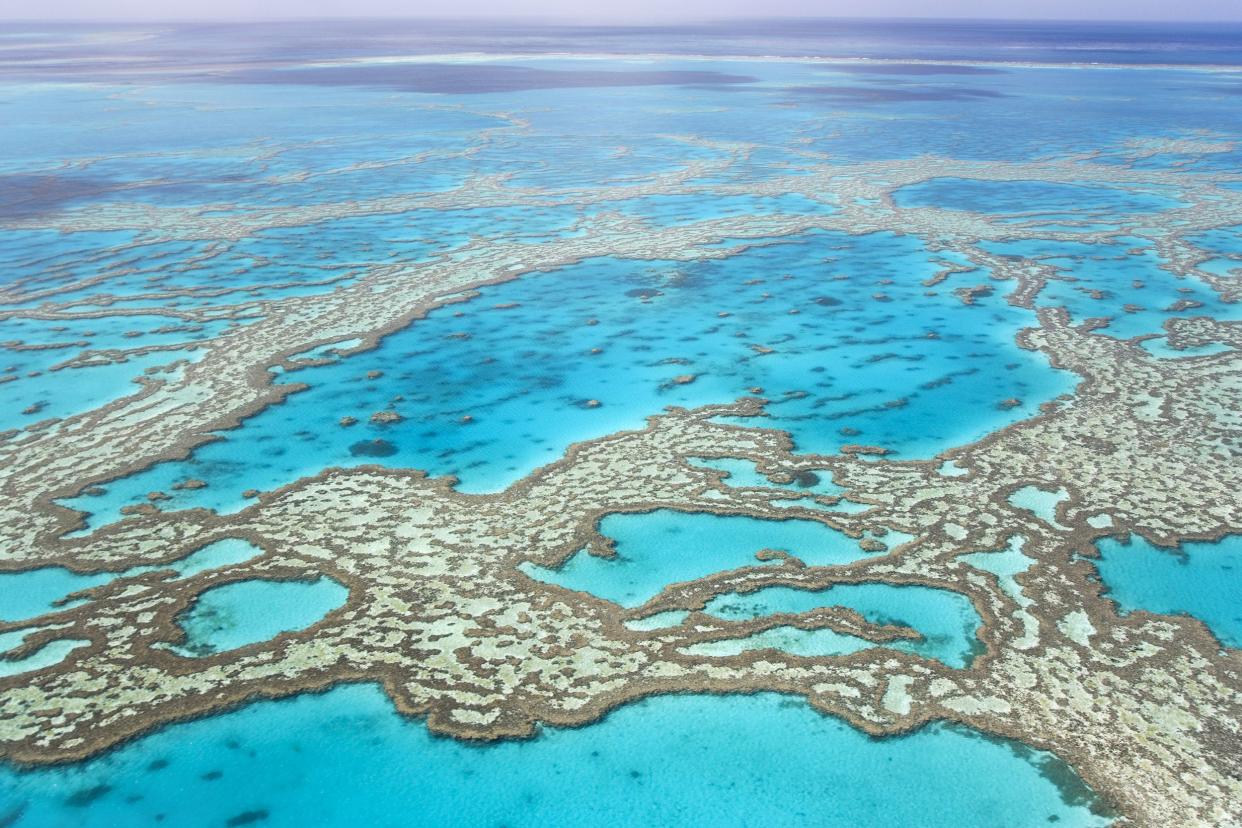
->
[978,237,1240,339]
[0,538,263,624]
[167,577,349,656]
[1139,338,1234,359]
[0,568,115,624]
[63,230,1072,527]
[167,538,265,579]
[961,537,1035,607]
[0,306,243,431]
[689,457,846,495]
[1093,535,1242,649]
[0,638,90,679]
[894,178,1185,224]
[698,583,982,667]
[687,457,874,514]
[0,349,204,433]
[1009,487,1070,530]
[0,685,1113,827]
[522,510,887,608]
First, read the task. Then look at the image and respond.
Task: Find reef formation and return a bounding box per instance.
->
[1,127,1240,826]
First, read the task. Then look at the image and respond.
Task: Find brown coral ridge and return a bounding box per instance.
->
[1,311,1240,826]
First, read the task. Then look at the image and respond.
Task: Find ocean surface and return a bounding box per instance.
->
[2,17,1240,827]
[0,687,1112,828]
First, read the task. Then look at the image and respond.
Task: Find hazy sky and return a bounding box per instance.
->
[3,0,1241,22]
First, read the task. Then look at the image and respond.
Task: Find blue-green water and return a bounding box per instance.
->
[699,583,982,667]
[0,638,91,680]
[978,237,1241,339]
[522,510,976,663]
[62,230,1070,527]
[0,686,1113,827]
[0,538,264,624]
[894,177,1186,226]
[1009,487,1070,530]
[1093,535,1242,648]
[167,577,349,656]
[522,510,890,608]
[689,457,845,495]
[961,537,1036,607]
[0,568,115,625]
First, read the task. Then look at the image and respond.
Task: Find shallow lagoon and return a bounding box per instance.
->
[978,237,1240,339]
[0,685,1113,827]
[699,583,982,667]
[0,638,90,680]
[522,509,887,607]
[893,177,1186,223]
[1093,535,1242,649]
[63,229,1072,527]
[0,538,264,624]
[167,576,348,656]
[522,510,975,664]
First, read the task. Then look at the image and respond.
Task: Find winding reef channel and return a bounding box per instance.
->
[2,23,1242,827]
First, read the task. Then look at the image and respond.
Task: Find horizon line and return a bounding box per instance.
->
[4,15,1242,25]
